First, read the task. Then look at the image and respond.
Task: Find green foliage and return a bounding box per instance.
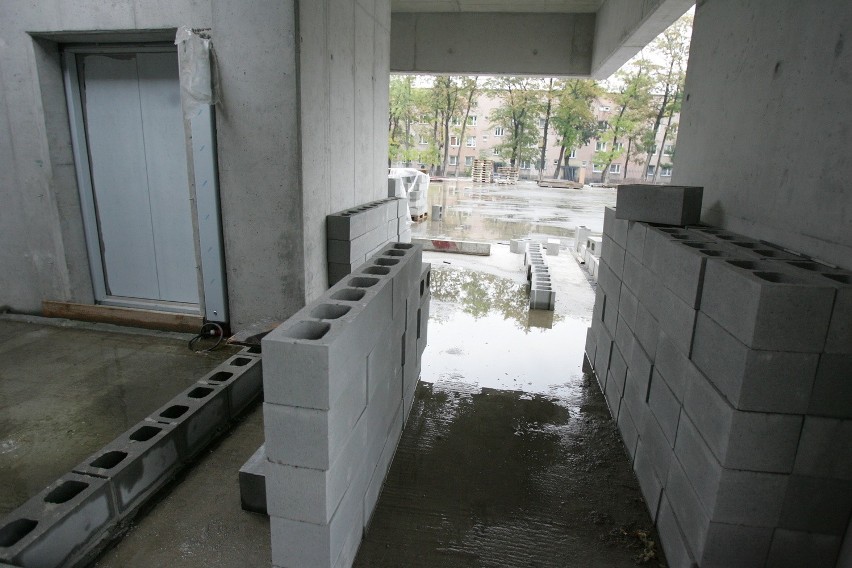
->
[550,79,601,156]
[485,78,543,167]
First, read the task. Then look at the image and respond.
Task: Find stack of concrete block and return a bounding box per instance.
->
[0,352,263,567]
[584,202,852,568]
[525,243,555,311]
[262,242,430,568]
[327,198,411,285]
[574,226,591,256]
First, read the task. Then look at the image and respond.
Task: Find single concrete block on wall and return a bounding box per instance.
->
[633,440,664,523]
[73,421,181,517]
[699,522,773,568]
[691,313,819,414]
[766,528,843,568]
[0,473,115,568]
[778,476,852,536]
[793,416,852,480]
[654,330,702,403]
[615,185,703,226]
[784,260,852,354]
[648,369,681,447]
[146,382,230,460]
[642,227,710,308]
[700,258,836,352]
[603,206,628,248]
[655,494,697,568]
[200,354,263,418]
[682,368,802,473]
[808,353,852,418]
[601,235,625,279]
[625,221,647,262]
[240,444,268,515]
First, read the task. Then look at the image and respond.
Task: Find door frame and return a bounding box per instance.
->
[62,44,228,322]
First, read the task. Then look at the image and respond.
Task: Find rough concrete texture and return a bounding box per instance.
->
[615,185,703,226]
[0,317,237,517]
[673,0,852,270]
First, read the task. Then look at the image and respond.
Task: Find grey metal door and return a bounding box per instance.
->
[70,50,199,308]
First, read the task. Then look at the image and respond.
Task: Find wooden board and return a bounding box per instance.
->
[42,301,204,333]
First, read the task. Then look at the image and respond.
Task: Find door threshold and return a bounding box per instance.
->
[42,301,204,333]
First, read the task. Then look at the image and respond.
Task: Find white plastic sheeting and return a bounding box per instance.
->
[175,26,219,114]
[388,168,429,217]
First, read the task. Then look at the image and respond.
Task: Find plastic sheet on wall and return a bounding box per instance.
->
[174,26,220,114]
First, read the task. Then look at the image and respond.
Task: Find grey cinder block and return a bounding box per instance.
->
[615,184,703,226]
[0,473,115,568]
[603,206,628,247]
[593,325,613,390]
[616,402,639,462]
[642,227,709,308]
[617,284,638,333]
[600,235,625,279]
[584,327,597,366]
[691,313,819,414]
[625,220,647,262]
[654,330,702,402]
[200,354,263,418]
[682,368,802,473]
[327,207,368,241]
[596,258,622,308]
[73,421,180,516]
[656,494,698,568]
[809,353,852,418]
[240,444,268,515]
[640,412,674,482]
[779,476,852,535]
[766,528,842,568]
[784,261,852,354]
[793,416,852,480]
[146,381,230,460]
[699,522,773,568]
[665,458,710,560]
[633,302,660,360]
[648,369,681,446]
[700,257,835,352]
[640,271,697,357]
[633,441,663,522]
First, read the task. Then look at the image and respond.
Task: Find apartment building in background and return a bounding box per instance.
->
[394,93,679,184]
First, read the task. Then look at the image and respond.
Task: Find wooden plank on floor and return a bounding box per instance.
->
[42,301,203,333]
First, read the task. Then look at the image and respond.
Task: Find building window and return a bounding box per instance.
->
[614,142,624,151]
[418,135,428,145]
[647,164,656,176]
[449,136,459,147]
[595,141,607,151]
[494,127,504,137]
[592,163,603,173]
[521,160,531,169]
[664,144,675,156]
[539,118,547,128]
[449,155,458,166]
[451,117,460,126]
[465,156,473,166]
[492,148,500,156]
[609,164,621,174]
[466,137,476,148]
[569,149,576,158]
[650,144,658,154]
[598,121,609,130]
[467,115,477,126]
[661,166,673,177]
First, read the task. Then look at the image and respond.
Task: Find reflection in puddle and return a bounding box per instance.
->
[423,266,589,402]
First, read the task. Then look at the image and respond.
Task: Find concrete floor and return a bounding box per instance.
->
[0,317,237,516]
[3,182,665,566]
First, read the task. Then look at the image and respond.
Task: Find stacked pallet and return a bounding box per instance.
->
[496,166,519,185]
[586,195,852,567]
[261,244,431,567]
[326,198,411,285]
[471,159,493,183]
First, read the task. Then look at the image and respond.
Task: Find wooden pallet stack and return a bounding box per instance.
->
[496,166,519,185]
[471,159,493,183]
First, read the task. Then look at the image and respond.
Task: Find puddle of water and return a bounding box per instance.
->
[422,265,590,404]
[412,181,616,243]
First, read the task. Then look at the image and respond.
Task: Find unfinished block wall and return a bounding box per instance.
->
[262,242,430,568]
[327,197,411,286]
[585,206,852,568]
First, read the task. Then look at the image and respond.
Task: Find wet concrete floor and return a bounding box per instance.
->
[0,316,237,516]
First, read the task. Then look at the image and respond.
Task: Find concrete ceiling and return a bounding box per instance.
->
[391,0,604,13]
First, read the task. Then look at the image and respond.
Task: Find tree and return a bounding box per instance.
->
[594,59,654,184]
[643,12,692,180]
[486,78,543,168]
[538,78,555,181]
[453,77,480,177]
[549,79,601,180]
[388,75,415,166]
[432,76,466,176]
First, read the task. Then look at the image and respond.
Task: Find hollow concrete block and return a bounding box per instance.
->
[200,354,263,418]
[73,421,180,517]
[766,528,842,568]
[0,472,115,568]
[783,261,852,354]
[615,185,703,226]
[699,522,773,568]
[682,368,802,473]
[779,476,852,536]
[632,302,660,360]
[592,288,605,327]
[700,257,836,352]
[793,416,852,480]
[269,476,364,568]
[364,404,403,529]
[327,223,388,264]
[656,494,697,568]
[625,220,647,262]
[327,207,368,241]
[593,325,613,391]
[146,381,230,460]
[691,313,819,414]
[617,284,638,333]
[654,330,702,403]
[596,258,621,309]
[809,353,852,418]
[616,401,639,462]
[665,457,710,561]
[648,369,681,447]
[633,440,663,522]
[640,412,674,482]
[601,235,625,280]
[640,272,697,357]
[642,227,709,308]
[603,206,628,248]
[239,444,268,515]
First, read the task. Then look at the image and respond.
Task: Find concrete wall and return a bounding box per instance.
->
[0,1,308,330]
[673,0,852,270]
[300,0,392,301]
[390,12,594,76]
